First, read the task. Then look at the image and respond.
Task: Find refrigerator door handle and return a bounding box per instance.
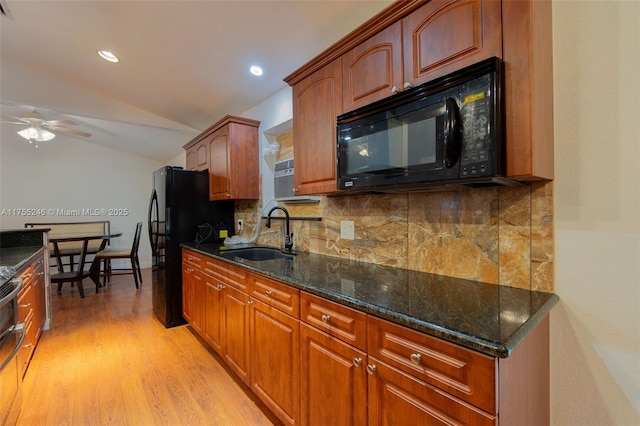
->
[148,189,159,255]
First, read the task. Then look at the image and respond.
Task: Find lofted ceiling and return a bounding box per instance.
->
[0,0,394,162]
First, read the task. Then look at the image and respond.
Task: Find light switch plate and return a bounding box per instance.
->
[340,220,355,240]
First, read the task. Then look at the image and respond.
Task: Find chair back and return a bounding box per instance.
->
[131,222,143,256]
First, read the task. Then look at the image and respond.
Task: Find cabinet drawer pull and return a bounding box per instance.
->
[37,272,44,276]
[247,301,253,305]
[353,357,362,367]
[24,343,33,348]
[403,81,412,90]
[391,85,398,95]
[410,353,422,365]
[20,303,32,309]
[218,284,225,290]
[321,314,330,323]
[265,290,272,296]
[367,364,376,375]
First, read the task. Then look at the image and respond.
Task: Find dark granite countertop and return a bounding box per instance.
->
[182,242,558,358]
[0,246,45,285]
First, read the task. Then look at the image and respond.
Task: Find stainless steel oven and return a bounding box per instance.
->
[0,275,24,425]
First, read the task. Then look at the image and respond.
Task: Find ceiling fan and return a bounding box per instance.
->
[1,109,92,143]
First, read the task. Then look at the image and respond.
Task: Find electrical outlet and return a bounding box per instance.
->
[340,220,355,240]
[237,219,243,232]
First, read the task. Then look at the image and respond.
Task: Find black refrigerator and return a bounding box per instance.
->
[148,166,234,328]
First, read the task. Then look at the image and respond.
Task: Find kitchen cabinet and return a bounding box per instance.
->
[285,0,552,189]
[341,21,403,112]
[299,295,368,426]
[291,58,343,196]
[208,116,260,201]
[401,0,502,88]
[16,250,46,377]
[250,298,299,426]
[185,139,208,171]
[182,115,260,200]
[182,251,204,334]
[340,0,503,112]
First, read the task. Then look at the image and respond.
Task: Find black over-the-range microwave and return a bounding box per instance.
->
[336,57,519,192]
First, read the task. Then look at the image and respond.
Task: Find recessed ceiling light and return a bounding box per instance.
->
[97,50,119,63]
[250,65,263,76]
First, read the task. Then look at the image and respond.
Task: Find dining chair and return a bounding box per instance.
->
[50,240,96,298]
[95,222,143,289]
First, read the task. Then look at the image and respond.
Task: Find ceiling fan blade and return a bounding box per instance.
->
[0,120,28,125]
[45,119,78,126]
[47,126,92,137]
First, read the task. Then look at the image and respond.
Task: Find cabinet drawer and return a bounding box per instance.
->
[249,274,299,318]
[301,292,367,351]
[368,315,497,414]
[203,257,249,293]
[369,359,496,425]
[17,283,33,324]
[183,249,203,269]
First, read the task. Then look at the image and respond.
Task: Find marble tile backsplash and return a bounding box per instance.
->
[234,181,554,291]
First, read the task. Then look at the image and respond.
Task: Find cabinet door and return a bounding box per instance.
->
[368,359,496,426]
[182,265,204,334]
[342,21,403,112]
[195,141,209,170]
[204,275,224,355]
[208,129,231,200]
[250,299,300,426]
[292,57,343,195]
[223,285,251,385]
[186,146,197,170]
[402,0,502,86]
[300,323,367,426]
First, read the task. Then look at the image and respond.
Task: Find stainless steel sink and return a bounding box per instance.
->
[221,247,295,261]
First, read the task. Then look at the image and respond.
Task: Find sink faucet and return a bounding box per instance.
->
[266,206,293,252]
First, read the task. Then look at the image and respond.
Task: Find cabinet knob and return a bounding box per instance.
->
[293,188,298,193]
[353,357,362,367]
[226,194,231,198]
[37,272,44,276]
[265,290,272,296]
[410,353,422,365]
[321,314,330,323]
[367,364,377,375]
[391,85,398,94]
[24,343,33,348]
[403,81,412,90]
[218,284,225,290]
[247,300,254,305]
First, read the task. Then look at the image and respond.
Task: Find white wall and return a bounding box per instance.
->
[241,86,293,211]
[552,1,640,424]
[0,125,163,268]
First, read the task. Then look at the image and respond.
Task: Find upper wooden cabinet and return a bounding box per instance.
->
[342,22,403,112]
[343,0,501,112]
[183,115,260,200]
[292,58,343,196]
[185,140,209,171]
[403,0,502,86]
[285,0,553,187]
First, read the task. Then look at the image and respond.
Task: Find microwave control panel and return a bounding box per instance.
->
[458,73,498,178]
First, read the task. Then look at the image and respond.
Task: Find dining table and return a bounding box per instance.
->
[48,231,122,297]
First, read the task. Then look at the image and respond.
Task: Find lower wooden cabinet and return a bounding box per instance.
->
[367,360,496,426]
[300,323,367,426]
[182,252,204,334]
[182,249,551,426]
[251,299,300,426]
[16,249,46,377]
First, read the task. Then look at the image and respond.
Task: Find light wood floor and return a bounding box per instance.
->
[17,268,278,425]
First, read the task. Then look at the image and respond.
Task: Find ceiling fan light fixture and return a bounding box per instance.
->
[17,127,55,142]
[97,50,119,63]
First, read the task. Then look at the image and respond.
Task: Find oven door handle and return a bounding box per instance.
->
[0,323,25,371]
[0,278,23,309]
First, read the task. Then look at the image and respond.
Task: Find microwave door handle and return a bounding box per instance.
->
[443,97,461,168]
